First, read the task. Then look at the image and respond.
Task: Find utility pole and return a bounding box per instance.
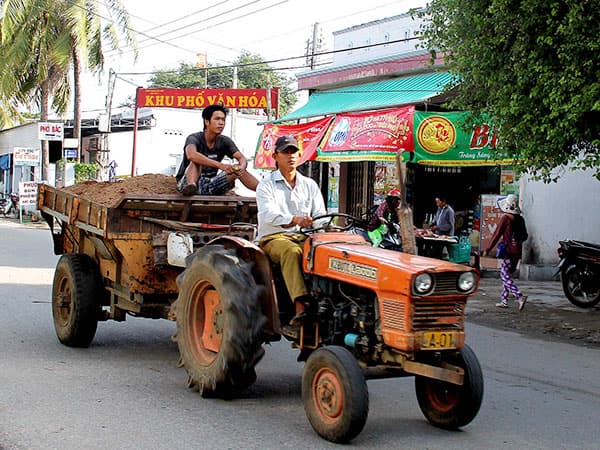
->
[266,75,272,121]
[231,66,238,141]
[99,69,116,181]
[307,22,323,70]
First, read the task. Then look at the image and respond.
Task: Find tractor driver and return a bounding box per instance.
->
[256,135,327,329]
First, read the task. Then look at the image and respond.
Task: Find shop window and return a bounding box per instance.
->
[383,32,390,47]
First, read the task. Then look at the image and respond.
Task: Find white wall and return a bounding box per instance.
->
[332,12,425,67]
[521,166,600,264]
[0,122,40,156]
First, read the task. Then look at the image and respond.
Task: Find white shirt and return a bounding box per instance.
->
[256,170,327,240]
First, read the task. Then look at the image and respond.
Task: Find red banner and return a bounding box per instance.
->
[135,87,279,111]
[254,116,334,170]
[318,106,415,162]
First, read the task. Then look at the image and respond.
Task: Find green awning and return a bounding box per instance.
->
[280,71,454,122]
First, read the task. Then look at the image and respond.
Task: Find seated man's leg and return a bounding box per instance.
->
[177,164,200,195]
[260,235,308,320]
[199,172,234,195]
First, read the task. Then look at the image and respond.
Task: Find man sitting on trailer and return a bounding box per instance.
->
[175,104,259,196]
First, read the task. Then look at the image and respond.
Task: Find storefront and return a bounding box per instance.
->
[255,96,517,244]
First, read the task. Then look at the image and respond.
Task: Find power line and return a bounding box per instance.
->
[141,0,235,33]
[115,0,291,58]
[116,35,421,76]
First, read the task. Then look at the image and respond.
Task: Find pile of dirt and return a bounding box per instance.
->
[62,174,177,207]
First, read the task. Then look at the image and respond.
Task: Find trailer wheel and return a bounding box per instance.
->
[302,346,369,443]
[176,245,266,398]
[415,344,483,429]
[52,254,102,347]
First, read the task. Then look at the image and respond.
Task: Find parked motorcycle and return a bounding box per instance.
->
[356,205,403,251]
[0,193,18,217]
[556,240,600,308]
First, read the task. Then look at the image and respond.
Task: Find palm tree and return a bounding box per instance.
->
[0,0,137,175]
[1,0,72,178]
[64,0,137,161]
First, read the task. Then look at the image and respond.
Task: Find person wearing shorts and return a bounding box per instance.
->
[175,104,258,195]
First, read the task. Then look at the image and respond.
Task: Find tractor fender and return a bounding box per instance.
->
[208,236,282,338]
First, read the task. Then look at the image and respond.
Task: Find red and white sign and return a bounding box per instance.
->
[318,106,415,162]
[38,122,64,141]
[19,182,38,206]
[254,116,334,170]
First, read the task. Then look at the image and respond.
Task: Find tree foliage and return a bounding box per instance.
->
[1,0,136,173]
[417,0,600,181]
[148,51,296,116]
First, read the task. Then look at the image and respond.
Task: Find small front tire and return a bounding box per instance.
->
[302,346,369,443]
[415,344,483,429]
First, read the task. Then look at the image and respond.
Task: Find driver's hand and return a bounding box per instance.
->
[293,215,313,228]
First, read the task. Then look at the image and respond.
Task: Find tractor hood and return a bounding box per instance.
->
[303,233,477,296]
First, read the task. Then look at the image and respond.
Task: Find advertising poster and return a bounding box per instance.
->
[479,194,507,253]
[413,111,515,166]
[254,116,333,170]
[318,106,414,162]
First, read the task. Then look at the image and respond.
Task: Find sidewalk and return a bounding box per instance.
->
[467,274,600,347]
[0,215,48,229]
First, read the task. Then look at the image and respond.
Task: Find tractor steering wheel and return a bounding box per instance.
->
[301,213,363,234]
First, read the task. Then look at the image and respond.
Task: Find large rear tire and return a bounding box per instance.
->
[302,346,369,443]
[175,245,266,398]
[561,265,600,308]
[415,344,483,429]
[52,254,102,347]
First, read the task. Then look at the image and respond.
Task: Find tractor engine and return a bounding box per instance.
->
[309,276,379,359]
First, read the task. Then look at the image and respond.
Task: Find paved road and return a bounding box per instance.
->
[1,219,599,449]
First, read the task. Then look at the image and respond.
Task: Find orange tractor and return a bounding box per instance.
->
[175,213,483,443]
[38,185,482,444]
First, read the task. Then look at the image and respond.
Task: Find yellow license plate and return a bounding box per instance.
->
[421,332,457,350]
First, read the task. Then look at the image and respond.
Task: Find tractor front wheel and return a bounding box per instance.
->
[302,346,369,443]
[415,344,483,429]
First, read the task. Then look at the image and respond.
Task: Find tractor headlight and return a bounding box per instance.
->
[414,273,433,295]
[458,272,476,292]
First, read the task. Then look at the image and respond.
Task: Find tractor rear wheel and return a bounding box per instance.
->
[175,245,266,398]
[52,254,102,347]
[302,346,369,443]
[415,344,483,429]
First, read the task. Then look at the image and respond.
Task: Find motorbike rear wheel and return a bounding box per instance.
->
[561,265,600,308]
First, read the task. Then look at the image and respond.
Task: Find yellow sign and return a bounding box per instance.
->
[416,116,456,154]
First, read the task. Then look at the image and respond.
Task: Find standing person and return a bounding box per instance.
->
[431,195,455,236]
[482,194,529,310]
[367,189,401,248]
[256,135,327,329]
[175,104,259,196]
